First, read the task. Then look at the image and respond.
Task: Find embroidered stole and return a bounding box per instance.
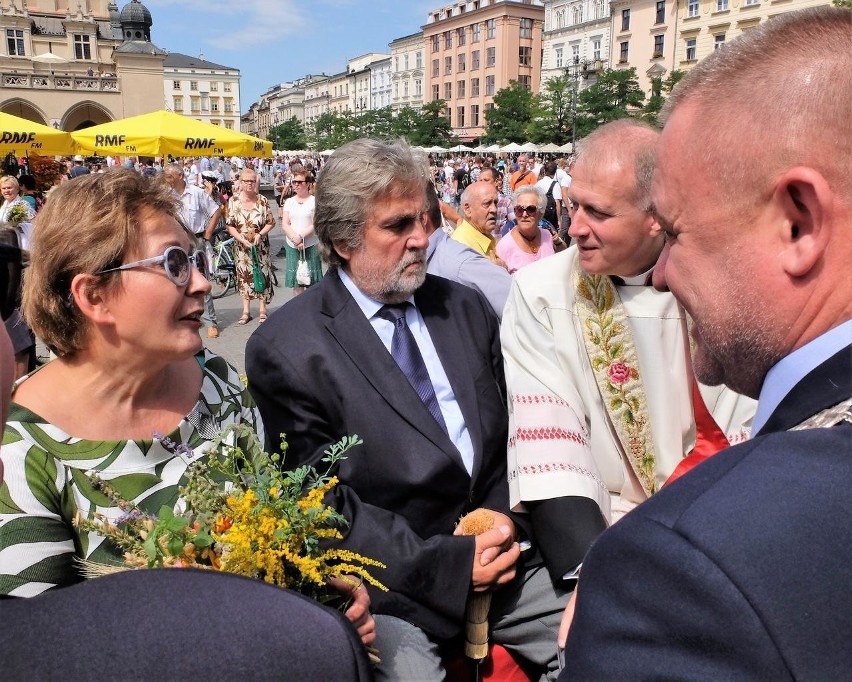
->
[574,264,659,496]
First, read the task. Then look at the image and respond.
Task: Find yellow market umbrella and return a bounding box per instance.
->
[0,112,77,156]
[71,111,272,158]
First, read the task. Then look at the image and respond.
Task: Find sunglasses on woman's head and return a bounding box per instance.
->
[97,246,207,287]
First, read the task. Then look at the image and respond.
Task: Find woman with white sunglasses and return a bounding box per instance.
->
[0,169,263,597]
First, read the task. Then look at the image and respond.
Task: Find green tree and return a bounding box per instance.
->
[268,116,307,150]
[358,106,396,140]
[310,110,359,150]
[390,106,422,141]
[483,80,537,144]
[575,68,645,139]
[412,99,455,147]
[641,70,685,126]
[528,75,574,145]
[833,0,852,8]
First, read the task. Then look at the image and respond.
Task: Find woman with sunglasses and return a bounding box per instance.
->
[0,169,264,597]
[496,186,567,274]
[280,168,322,296]
[226,168,275,324]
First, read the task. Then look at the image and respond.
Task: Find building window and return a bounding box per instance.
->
[190,81,198,91]
[619,41,629,63]
[519,18,533,38]
[459,53,466,72]
[432,58,439,77]
[394,82,399,98]
[432,84,440,100]
[685,37,697,60]
[6,29,24,56]
[173,80,181,89]
[210,82,218,92]
[432,35,440,52]
[458,79,466,98]
[572,44,580,61]
[471,104,479,126]
[744,0,758,4]
[403,80,409,97]
[485,75,495,95]
[445,56,452,74]
[487,46,496,67]
[716,0,728,10]
[472,23,481,42]
[518,46,531,66]
[457,106,465,127]
[211,100,219,112]
[471,77,480,96]
[415,79,422,96]
[687,0,699,17]
[519,75,531,90]
[653,35,664,57]
[555,46,563,68]
[445,82,452,100]
[416,51,423,68]
[173,96,183,111]
[592,39,601,60]
[444,30,452,49]
[572,5,584,24]
[655,0,665,24]
[457,27,466,46]
[485,102,494,113]
[224,98,233,112]
[486,18,496,39]
[472,50,480,69]
[224,83,231,92]
[74,34,91,60]
[621,8,630,31]
[715,33,726,49]
[191,97,200,112]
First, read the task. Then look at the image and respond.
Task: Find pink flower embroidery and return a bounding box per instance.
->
[608,362,632,385]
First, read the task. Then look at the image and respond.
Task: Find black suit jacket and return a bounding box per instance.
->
[246,271,509,639]
[561,345,852,680]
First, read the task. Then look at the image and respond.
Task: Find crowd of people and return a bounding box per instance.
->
[0,7,850,680]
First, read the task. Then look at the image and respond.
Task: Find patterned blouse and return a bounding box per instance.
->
[0,350,263,598]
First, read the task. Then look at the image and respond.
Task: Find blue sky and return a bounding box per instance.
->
[145,0,437,114]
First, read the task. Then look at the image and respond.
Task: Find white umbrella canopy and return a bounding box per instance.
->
[485,144,501,153]
[500,142,523,153]
[520,142,538,152]
[538,142,563,153]
[559,142,575,153]
[319,149,336,155]
[31,52,68,64]
[427,145,447,154]
[450,144,474,153]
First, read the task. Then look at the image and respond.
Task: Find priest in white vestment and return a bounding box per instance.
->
[501,120,756,583]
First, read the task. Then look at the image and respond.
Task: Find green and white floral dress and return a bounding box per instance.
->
[0,350,263,598]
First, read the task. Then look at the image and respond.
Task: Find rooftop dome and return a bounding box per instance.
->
[119,0,152,27]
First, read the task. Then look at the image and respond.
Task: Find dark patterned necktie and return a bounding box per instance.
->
[377,303,448,434]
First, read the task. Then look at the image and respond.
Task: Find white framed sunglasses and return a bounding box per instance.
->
[98,245,207,287]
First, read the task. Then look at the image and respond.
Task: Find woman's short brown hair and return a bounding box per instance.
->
[22,168,183,356]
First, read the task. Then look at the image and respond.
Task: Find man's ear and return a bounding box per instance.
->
[773,167,832,279]
[70,273,114,325]
[332,240,352,265]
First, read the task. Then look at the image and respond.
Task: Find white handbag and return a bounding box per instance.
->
[295,246,311,286]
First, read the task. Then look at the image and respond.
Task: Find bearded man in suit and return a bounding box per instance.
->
[560,7,852,678]
[247,138,569,680]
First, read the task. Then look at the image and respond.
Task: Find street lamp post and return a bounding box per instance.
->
[565,56,605,150]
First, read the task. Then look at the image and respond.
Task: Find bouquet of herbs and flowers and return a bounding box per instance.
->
[74,425,386,605]
[5,204,29,226]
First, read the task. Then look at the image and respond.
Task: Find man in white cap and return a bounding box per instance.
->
[69,155,89,179]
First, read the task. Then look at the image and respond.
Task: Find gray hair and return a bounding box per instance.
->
[575,119,659,211]
[512,185,546,214]
[314,138,428,268]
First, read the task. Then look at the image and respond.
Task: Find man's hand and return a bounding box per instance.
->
[329,576,376,647]
[557,589,578,649]
[455,516,520,592]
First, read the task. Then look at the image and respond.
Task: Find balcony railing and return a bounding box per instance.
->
[2,72,119,92]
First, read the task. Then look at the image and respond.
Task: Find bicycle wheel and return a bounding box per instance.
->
[209,268,233,299]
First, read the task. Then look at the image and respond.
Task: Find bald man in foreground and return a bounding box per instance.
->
[561,7,852,678]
